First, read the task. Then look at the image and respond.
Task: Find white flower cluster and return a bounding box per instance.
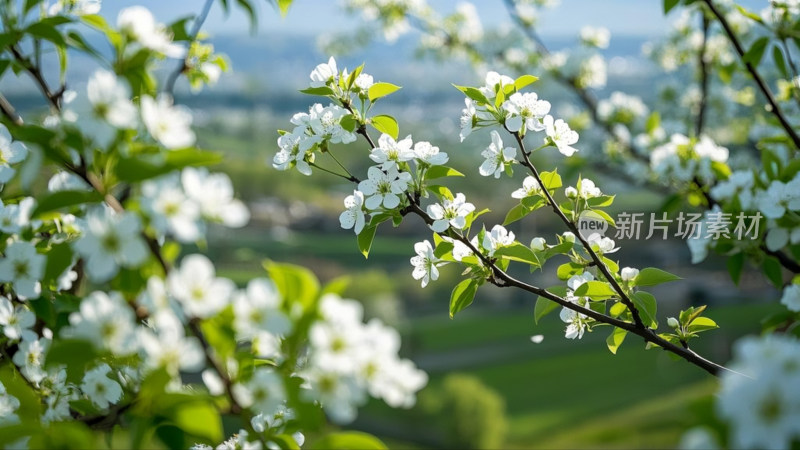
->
[650,134,729,183]
[597,91,649,125]
[560,272,594,339]
[717,334,800,449]
[579,26,610,49]
[141,168,249,243]
[345,0,428,42]
[302,294,427,423]
[0,124,29,185]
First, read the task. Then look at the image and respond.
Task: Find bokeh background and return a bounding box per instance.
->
[2,1,778,447]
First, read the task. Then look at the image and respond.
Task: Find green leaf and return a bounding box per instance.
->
[609,301,627,318]
[556,262,584,280]
[743,36,770,67]
[299,86,334,96]
[33,190,103,217]
[687,316,718,333]
[310,432,388,450]
[773,45,789,79]
[263,261,320,312]
[368,82,401,101]
[46,339,100,383]
[116,150,223,182]
[425,165,464,179]
[503,203,530,226]
[663,0,680,14]
[606,327,627,354]
[449,279,478,318]
[340,114,358,133]
[44,242,73,283]
[574,281,616,300]
[27,21,67,47]
[763,256,783,288]
[452,84,490,105]
[277,0,293,17]
[493,243,541,267]
[357,225,378,259]
[370,115,399,140]
[735,5,764,23]
[172,401,223,444]
[534,296,558,324]
[539,170,562,190]
[633,267,681,287]
[427,184,454,201]
[632,291,658,329]
[645,111,660,134]
[514,74,538,91]
[727,252,745,286]
[591,209,616,227]
[586,195,615,208]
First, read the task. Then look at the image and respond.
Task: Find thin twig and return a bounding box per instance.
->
[702,0,800,149]
[696,12,711,137]
[164,0,215,95]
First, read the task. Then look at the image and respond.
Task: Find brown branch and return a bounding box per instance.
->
[702,0,800,149]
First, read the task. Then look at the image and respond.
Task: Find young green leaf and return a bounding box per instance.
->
[357,225,378,258]
[370,115,399,140]
[450,279,478,318]
[502,203,531,226]
[368,82,401,101]
[425,165,464,180]
[632,291,658,329]
[633,267,681,286]
[606,327,627,354]
[574,281,616,300]
[514,74,538,91]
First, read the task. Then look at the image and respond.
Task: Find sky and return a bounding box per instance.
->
[98,0,679,37]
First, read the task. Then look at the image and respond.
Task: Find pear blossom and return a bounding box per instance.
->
[578,54,607,89]
[48,171,90,192]
[358,166,412,210]
[0,382,20,425]
[233,278,291,339]
[232,369,286,417]
[587,234,619,254]
[0,241,44,300]
[306,103,357,144]
[560,307,588,339]
[117,6,185,58]
[302,368,365,424]
[0,296,35,341]
[781,283,800,312]
[621,267,639,282]
[139,310,204,376]
[756,179,800,219]
[339,190,366,234]
[580,26,610,49]
[578,179,602,198]
[66,290,138,355]
[543,115,579,156]
[512,176,543,198]
[597,91,648,123]
[410,240,443,288]
[73,208,148,282]
[309,320,364,373]
[273,128,313,175]
[141,174,202,242]
[710,170,755,209]
[480,131,517,178]
[482,224,515,256]
[459,98,478,141]
[181,168,249,228]
[765,225,800,252]
[0,197,35,234]
[503,92,551,133]
[426,193,475,233]
[81,364,123,409]
[141,94,195,149]
[530,237,546,251]
[413,141,448,166]
[87,70,137,129]
[369,134,414,170]
[168,254,235,318]
[12,335,49,383]
[319,293,364,326]
[41,369,78,424]
[0,124,29,184]
[354,73,374,92]
[309,56,338,88]
[480,71,514,98]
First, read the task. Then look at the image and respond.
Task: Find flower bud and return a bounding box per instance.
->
[565,186,578,198]
[621,267,639,281]
[667,317,680,329]
[531,237,546,251]
[562,232,576,243]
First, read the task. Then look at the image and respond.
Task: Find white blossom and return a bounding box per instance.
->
[81,364,123,409]
[48,0,101,16]
[232,369,286,417]
[587,234,619,254]
[358,166,412,210]
[117,6,185,58]
[141,94,196,149]
[511,176,543,199]
[0,296,35,341]
[309,56,338,88]
[233,278,291,339]
[413,141,448,166]
[168,254,235,319]
[780,283,800,312]
[543,115,579,156]
[530,237,546,251]
[480,131,517,178]
[273,128,313,176]
[139,310,204,376]
[369,134,414,170]
[0,241,45,300]
[66,290,138,355]
[578,54,607,89]
[503,92,551,134]
[579,26,610,49]
[12,335,49,384]
[482,224,515,256]
[141,174,202,242]
[0,197,35,234]
[0,124,29,184]
[339,190,366,234]
[182,168,250,228]
[87,69,137,129]
[305,103,357,144]
[426,193,475,233]
[410,240,443,288]
[73,208,148,282]
[0,381,20,425]
[621,267,639,282]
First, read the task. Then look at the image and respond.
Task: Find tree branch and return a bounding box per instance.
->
[702,0,800,149]
[164,0,215,95]
[696,12,711,137]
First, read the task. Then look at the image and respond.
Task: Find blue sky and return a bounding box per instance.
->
[97,0,691,37]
